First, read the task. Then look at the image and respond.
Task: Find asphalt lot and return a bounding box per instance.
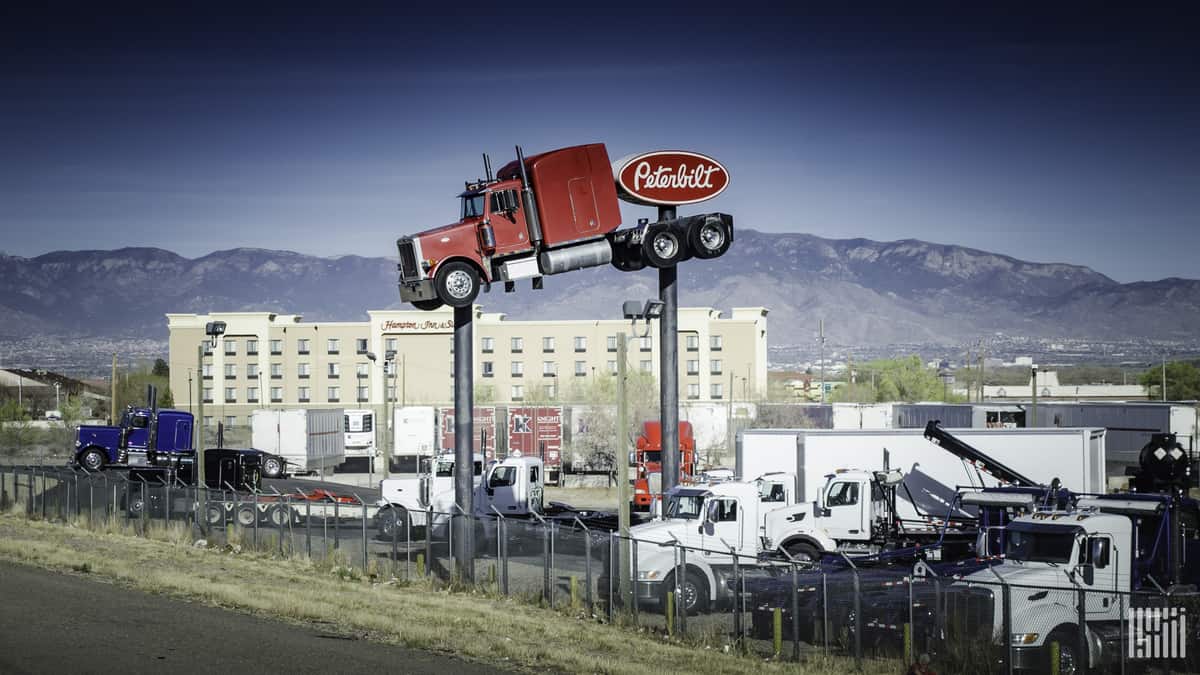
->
[0,561,508,675]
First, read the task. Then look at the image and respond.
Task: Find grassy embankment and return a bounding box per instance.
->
[0,506,897,674]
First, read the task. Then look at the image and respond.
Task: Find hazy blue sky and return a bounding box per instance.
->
[1,5,1196,282]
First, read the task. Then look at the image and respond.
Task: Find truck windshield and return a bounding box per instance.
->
[461,194,485,219]
[1005,524,1080,563]
[665,494,705,520]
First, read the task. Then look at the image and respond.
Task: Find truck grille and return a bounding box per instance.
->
[397,239,419,281]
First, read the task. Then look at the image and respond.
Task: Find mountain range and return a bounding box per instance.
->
[2,231,1198,347]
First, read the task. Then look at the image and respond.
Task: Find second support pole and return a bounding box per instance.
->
[658,205,680,497]
[453,304,475,582]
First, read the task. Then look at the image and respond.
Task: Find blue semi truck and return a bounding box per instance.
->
[74,404,194,471]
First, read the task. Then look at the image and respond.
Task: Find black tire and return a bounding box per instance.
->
[1046,627,1081,675]
[688,215,732,259]
[642,224,688,268]
[79,448,105,471]
[412,298,445,311]
[267,504,293,527]
[377,506,408,540]
[663,569,709,614]
[127,495,145,518]
[235,504,257,527]
[783,540,821,563]
[434,260,481,308]
[204,503,225,526]
[262,456,283,479]
[610,243,647,272]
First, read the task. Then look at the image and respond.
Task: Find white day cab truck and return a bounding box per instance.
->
[374,452,545,541]
[629,423,1104,613]
[250,408,346,478]
[947,432,1200,673]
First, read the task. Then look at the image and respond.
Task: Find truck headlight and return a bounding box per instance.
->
[1011,633,1040,645]
[637,570,660,580]
[75,440,81,448]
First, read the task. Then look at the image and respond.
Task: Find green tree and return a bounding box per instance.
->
[114,365,174,410]
[0,398,35,456]
[152,358,170,377]
[1140,361,1200,400]
[563,369,659,474]
[853,355,959,403]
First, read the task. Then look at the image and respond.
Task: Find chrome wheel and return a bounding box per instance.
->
[652,232,680,259]
[698,223,725,251]
[445,270,474,299]
[81,450,104,471]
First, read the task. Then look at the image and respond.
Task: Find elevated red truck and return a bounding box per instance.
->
[395,143,734,309]
[633,421,696,512]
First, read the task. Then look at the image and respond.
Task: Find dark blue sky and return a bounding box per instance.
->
[2,4,1196,282]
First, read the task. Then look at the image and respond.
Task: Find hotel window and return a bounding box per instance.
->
[574,336,587,352]
[711,383,724,399]
[327,338,339,354]
[482,361,494,378]
[687,383,700,400]
[224,387,237,403]
[356,363,369,378]
[327,386,340,403]
[327,363,340,378]
[297,339,310,354]
[247,363,259,378]
[511,337,523,353]
[202,364,213,379]
[270,363,283,379]
[247,387,259,403]
[224,339,237,356]
[511,384,524,400]
[543,361,557,377]
[482,337,495,353]
[544,384,556,399]
[607,360,617,374]
[607,335,618,352]
[357,385,369,402]
[202,387,213,403]
[639,360,652,373]
[574,361,587,376]
[639,336,652,352]
[225,416,237,429]
[298,386,311,403]
[356,338,368,354]
[542,336,555,353]
[384,337,398,353]
[270,387,283,403]
[203,416,213,427]
[710,335,723,351]
[686,335,699,351]
[710,359,723,375]
[224,364,237,379]
[511,361,524,377]
[297,363,310,378]
[686,359,699,375]
[246,339,258,355]
[269,339,282,355]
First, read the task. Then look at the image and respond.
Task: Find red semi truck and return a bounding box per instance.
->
[395,143,734,309]
[632,421,696,512]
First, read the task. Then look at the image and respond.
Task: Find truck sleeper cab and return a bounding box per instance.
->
[75,407,194,471]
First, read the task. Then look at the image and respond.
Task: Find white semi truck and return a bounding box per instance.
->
[947,432,1200,673]
[249,408,345,476]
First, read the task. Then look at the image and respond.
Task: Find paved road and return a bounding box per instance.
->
[0,562,507,675]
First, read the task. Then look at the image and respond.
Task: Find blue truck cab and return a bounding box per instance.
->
[75,406,194,470]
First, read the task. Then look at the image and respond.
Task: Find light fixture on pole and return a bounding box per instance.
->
[366,351,378,481]
[384,349,397,480]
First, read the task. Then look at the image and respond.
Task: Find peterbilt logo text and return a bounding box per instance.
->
[616,151,729,206]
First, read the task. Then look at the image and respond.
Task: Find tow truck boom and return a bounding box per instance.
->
[923,420,1041,487]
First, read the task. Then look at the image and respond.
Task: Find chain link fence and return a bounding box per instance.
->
[2,462,1198,674]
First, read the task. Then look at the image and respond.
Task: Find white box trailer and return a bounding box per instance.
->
[250,408,345,475]
[392,406,436,461]
[737,427,1107,522]
[831,403,892,430]
[342,409,376,460]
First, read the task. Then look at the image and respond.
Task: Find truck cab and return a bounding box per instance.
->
[633,421,696,512]
[74,406,194,471]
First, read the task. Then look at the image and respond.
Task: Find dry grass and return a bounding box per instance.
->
[544,486,619,510]
[0,512,899,674]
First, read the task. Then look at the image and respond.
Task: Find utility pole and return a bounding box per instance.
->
[1162,356,1167,402]
[616,332,631,606]
[818,319,826,404]
[977,342,986,403]
[110,353,118,423]
[1030,364,1039,427]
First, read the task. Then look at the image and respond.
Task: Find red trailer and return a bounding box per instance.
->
[507,406,563,485]
[438,406,497,461]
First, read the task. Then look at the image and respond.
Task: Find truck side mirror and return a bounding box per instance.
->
[1081,564,1094,586]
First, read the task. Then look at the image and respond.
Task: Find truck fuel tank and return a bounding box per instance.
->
[538,238,612,275]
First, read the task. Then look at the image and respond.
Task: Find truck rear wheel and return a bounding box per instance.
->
[434,261,481,308]
[262,455,283,479]
[610,243,647,272]
[642,224,688,268]
[267,504,294,527]
[688,216,731,259]
[205,503,225,526]
[783,541,821,563]
[235,504,257,527]
[377,506,408,540]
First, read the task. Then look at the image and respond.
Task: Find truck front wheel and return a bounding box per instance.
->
[434,261,481,308]
[664,570,709,614]
[783,541,821,563]
[377,506,409,540]
[262,455,284,479]
[79,448,105,471]
[1046,628,1080,675]
[412,299,445,311]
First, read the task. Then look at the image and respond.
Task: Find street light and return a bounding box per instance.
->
[366,351,378,482]
[197,321,226,488]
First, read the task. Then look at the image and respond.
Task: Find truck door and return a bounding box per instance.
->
[1079,535,1119,619]
[486,464,521,514]
[527,463,543,515]
[823,479,869,541]
[486,189,534,256]
[126,413,151,450]
[175,419,192,452]
[701,497,743,556]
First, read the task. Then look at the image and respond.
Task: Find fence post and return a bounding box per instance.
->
[357,494,368,574]
[1077,587,1088,675]
[41,469,48,520]
[302,490,311,559]
[391,504,399,578]
[631,535,639,625]
[139,477,148,533]
[574,517,593,612]
[272,488,284,557]
[837,553,862,667]
[425,504,433,579]
[332,493,339,551]
[253,489,260,550]
[728,542,741,649]
[608,531,615,622]
[792,561,801,661]
[543,517,552,605]
[491,506,508,596]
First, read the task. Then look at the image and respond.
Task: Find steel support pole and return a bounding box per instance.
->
[658,205,680,496]
[616,333,632,606]
[453,305,475,582]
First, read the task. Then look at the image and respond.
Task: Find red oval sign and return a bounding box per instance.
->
[614,150,729,206]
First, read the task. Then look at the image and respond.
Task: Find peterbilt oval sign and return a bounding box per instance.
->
[613,151,729,206]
